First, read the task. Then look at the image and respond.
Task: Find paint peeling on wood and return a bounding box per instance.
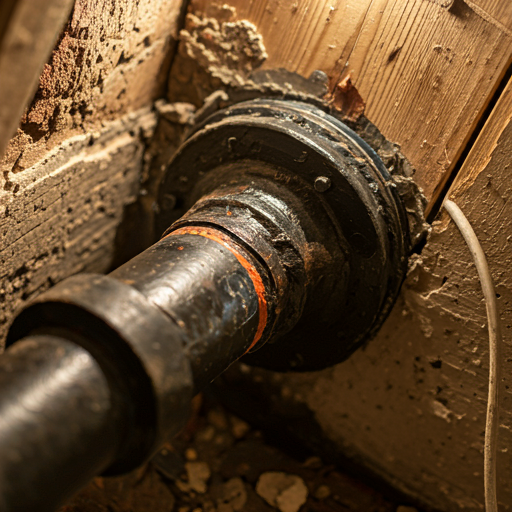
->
[327,75,366,122]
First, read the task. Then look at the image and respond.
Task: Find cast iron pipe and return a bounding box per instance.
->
[0,99,410,511]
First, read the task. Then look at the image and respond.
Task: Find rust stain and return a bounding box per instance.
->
[168,226,268,353]
[326,75,366,122]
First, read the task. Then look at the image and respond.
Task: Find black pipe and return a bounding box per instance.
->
[2,214,278,511]
[0,335,119,512]
[0,99,410,511]
[110,231,267,393]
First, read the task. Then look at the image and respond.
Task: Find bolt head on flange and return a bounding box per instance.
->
[156,99,410,371]
[314,176,331,192]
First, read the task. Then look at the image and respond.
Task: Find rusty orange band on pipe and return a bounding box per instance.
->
[166,226,268,355]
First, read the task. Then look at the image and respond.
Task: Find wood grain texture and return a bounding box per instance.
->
[465,0,512,33]
[448,75,512,201]
[190,0,512,207]
[329,0,512,210]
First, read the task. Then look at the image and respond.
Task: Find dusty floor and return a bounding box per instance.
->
[58,393,423,512]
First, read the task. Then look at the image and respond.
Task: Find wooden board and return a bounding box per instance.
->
[189,0,512,209]
[448,62,512,201]
[465,0,512,33]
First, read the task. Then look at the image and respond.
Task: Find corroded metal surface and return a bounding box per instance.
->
[157,99,410,370]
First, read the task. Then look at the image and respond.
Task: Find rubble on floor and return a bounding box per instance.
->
[59,395,421,512]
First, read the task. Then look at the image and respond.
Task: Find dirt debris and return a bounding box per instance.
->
[314,485,331,500]
[186,448,199,461]
[59,467,175,512]
[178,462,212,494]
[216,477,247,512]
[230,416,250,439]
[59,396,423,512]
[256,472,308,512]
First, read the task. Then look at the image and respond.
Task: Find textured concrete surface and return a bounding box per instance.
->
[2,0,185,177]
[0,0,185,342]
[0,108,156,343]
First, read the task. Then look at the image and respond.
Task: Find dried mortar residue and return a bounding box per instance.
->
[168,10,267,106]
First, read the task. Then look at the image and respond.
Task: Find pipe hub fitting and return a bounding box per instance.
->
[156,99,410,371]
[0,98,412,512]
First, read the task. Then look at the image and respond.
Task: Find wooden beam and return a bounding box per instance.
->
[464,0,512,34]
[189,0,512,209]
[448,67,512,201]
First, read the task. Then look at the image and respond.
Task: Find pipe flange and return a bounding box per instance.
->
[156,99,410,371]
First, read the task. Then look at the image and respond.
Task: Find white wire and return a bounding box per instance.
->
[444,199,501,512]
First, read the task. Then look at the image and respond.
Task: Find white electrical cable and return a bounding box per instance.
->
[444,199,501,512]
